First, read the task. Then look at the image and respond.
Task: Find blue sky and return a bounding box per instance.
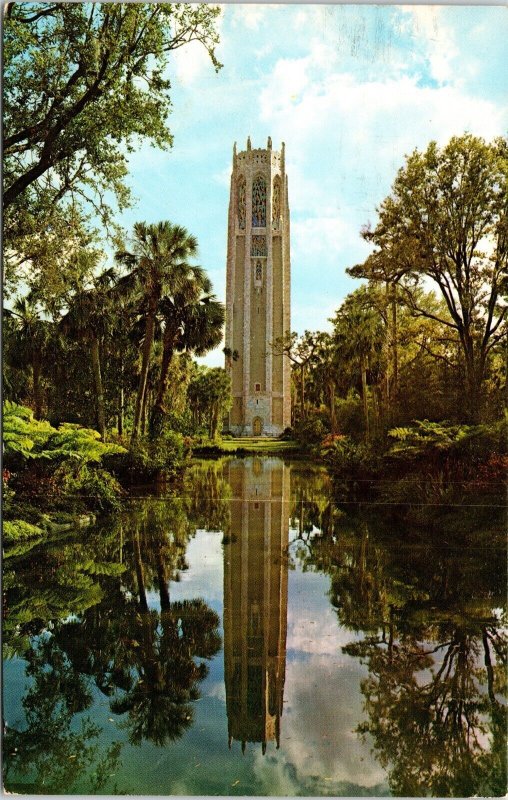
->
[120,4,508,366]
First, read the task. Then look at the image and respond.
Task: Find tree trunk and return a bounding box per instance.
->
[390,286,398,406]
[32,356,43,420]
[157,547,171,612]
[141,387,150,436]
[134,529,148,612]
[328,379,336,433]
[505,336,508,411]
[300,365,306,421]
[131,304,156,441]
[372,384,382,435]
[360,353,370,442]
[118,386,124,437]
[383,281,391,422]
[482,629,496,704]
[463,343,483,423]
[150,321,177,439]
[90,336,106,442]
[209,402,219,439]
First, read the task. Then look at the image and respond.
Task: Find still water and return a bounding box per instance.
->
[3,457,506,796]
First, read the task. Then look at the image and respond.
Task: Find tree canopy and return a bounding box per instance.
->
[3,2,222,295]
[352,134,508,421]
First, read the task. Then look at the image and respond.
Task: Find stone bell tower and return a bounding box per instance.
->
[224,136,291,437]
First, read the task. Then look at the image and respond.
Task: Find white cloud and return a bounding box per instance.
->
[170,529,224,602]
[401,6,459,85]
[292,214,356,264]
[172,40,217,87]
[260,50,506,226]
[287,607,353,655]
[213,164,232,188]
[250,653,387,792]
[206,680,226,702]
[231,4,285,31]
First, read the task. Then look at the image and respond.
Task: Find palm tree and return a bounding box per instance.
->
[115,221,199,441]
[332,288,384,441]
[61,269,117,441]
[150,279,225,437]
[4,296,51,419]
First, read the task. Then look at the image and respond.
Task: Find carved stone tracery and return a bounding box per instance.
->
[252,176,267,228]
[237,174,246,230]
[251,235,267,257]
[272,175,282,230]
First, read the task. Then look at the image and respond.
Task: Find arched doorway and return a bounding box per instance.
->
[252,417,263,436]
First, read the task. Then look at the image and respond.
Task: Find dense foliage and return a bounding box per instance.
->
[3,3,229,509]
[3,402,127,549]
[4,3,222,303]
[282,135,506,492]
[2,7,504,528]
[3,218,228,458]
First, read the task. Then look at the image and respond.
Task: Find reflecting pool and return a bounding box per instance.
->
[3,457,506,795]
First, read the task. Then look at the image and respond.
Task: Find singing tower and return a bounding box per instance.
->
[225,137,291,436]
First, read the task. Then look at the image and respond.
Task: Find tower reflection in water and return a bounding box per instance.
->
[223,457,290,755]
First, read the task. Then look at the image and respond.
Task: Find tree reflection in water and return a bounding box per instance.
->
[3,458,506,796]
[294,496,507,797]
[3,495,222,792]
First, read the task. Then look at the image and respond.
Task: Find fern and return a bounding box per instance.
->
[3,519,44,541]
[3,402,126,463]
[79,560,126,577]
[388,420,473,456]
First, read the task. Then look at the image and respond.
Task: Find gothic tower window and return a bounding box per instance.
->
[272,175,282,230]
[255,260,262,282]
[252,176,266,227]
[237,174,246,229]
[251,235,266,257]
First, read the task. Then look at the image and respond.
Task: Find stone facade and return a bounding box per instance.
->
[225,137,291,437]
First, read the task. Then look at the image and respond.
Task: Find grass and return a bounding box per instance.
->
[192,437,300,455]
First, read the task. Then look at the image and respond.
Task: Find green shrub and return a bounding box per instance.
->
[335,391,365,440]
[3,519,44,541]
[293,416,327,448]
[127,429,186,478]
[3,401,55,461]
[3,402,127,514]
[320,435,380,476]
[3,402,126,467]
[53,463,124,512]
[388,418,507,464]
[164,410,195,436]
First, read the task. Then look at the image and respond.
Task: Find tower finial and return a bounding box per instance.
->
[281,141,285,171]
[247,136,251,152]
[233,141,237,157]
[267,136,272,150]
